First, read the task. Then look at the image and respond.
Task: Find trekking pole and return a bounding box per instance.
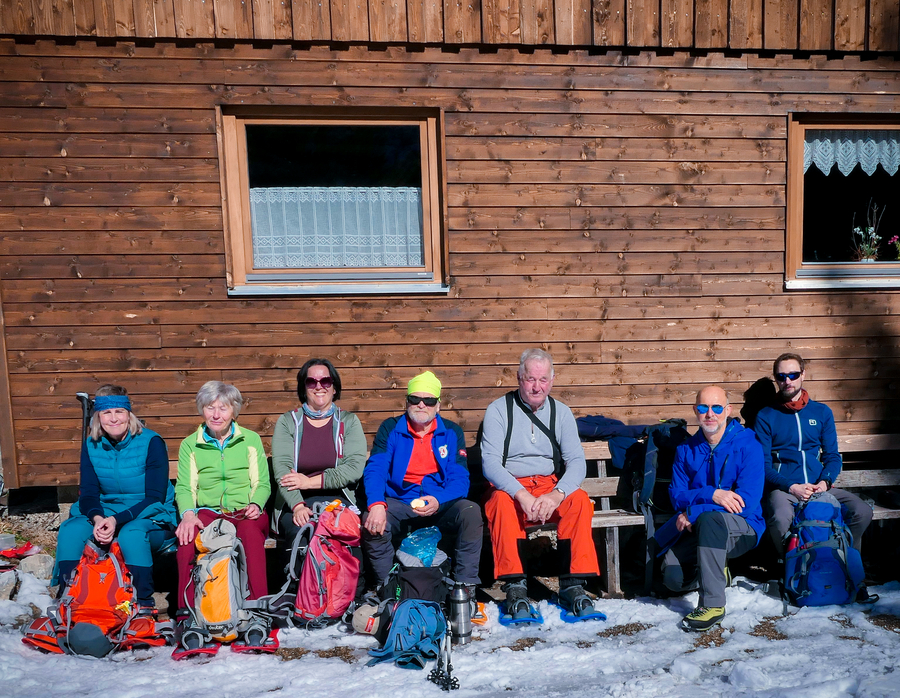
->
[76,392,93,441]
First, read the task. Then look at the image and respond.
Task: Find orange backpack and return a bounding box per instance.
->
[23,540,170,656]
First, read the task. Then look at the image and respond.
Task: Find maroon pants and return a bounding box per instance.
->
[176,509,269,607]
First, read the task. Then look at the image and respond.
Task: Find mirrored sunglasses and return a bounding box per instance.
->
[694,404,725,415]
[305,377,334,390]
[407,395,439,407]
[775,372,802,382]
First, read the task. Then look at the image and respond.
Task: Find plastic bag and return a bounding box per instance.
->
[398,527,442,567]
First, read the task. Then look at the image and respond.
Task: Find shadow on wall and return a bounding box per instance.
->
[741,377,777,431]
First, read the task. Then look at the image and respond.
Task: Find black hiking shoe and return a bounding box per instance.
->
[857,586,880,604]
[501,579,534,620]
[556,584,595,617]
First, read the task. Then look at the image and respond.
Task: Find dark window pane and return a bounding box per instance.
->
[246,124,422,188]
[802,165,900,263]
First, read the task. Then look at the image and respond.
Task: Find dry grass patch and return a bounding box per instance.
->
[749,617,787,641]
[575,640,594,648]
[689,627,726,650]
[494,637,545,652]
[276,647,311,661]
[868,615,900,633]
[597,622,652,638]
[314,646,356,663]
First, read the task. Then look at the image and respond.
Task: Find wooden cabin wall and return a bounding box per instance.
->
[0,0,898,51]
[1,38,900,486]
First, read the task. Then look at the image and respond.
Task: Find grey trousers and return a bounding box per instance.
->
[662,511,757,608]
[764,488,872,555]
[361,497,483,585]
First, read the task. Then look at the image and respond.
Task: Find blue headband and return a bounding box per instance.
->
[93,395,132,412]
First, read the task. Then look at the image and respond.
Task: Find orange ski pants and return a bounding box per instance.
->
[483,474,600,579]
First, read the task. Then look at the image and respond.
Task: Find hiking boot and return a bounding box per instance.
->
[681,606,725,632]
[556,584,595,617]
[724,566,732,588]
[501,579,533,620]
[857,586,880,604]
[136,605,158,619]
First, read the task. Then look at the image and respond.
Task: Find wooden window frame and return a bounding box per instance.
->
[786,114,900,290]
[216,106,449,295]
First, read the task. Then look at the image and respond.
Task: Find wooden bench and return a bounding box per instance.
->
[578,435,900,598]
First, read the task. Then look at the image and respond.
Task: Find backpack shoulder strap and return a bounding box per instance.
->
[502,391,514,468]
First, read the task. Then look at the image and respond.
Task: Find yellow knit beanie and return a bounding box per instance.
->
[407,370,441,398]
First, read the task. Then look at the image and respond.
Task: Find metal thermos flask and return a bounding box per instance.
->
[449,584,471,645]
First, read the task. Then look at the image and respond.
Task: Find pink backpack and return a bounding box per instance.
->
[260,501,360,628]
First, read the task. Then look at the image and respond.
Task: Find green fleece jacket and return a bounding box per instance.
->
[270,407,367,531]
[176,423,271,515]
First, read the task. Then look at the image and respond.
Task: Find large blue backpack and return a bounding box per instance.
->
[784,492,865,607]
[366,599,447,670]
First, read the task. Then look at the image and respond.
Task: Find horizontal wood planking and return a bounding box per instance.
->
[9,332,900,370]
[4,57,900,95]
[2,43,900,486]
[9,364,900,400]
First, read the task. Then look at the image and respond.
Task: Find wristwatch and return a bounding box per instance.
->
[554,487,566,497]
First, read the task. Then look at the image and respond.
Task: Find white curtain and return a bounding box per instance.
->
[804,130,900,176]
[249,186,424,269]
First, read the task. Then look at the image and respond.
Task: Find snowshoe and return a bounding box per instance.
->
[231,625,279,654]
[471,601,488,626]
[171,629,220,660]
[171,621,220,660]
[551,585,606,624]
[498,598,543,626]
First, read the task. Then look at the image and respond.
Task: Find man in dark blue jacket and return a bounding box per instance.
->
[656,385,765,631]
[754,353,873,566]
[362,371,482,589]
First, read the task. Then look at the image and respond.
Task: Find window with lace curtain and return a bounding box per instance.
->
[217,108,448,295]
[786,117,900,289]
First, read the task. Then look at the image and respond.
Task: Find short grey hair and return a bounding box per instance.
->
[195,381,243,418]
[518,348,554,378]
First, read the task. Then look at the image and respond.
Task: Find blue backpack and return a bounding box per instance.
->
[784,492,865,607]
[366,599,446,670]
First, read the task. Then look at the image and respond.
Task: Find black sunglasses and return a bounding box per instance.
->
[775,371,802,382]
[407,395,439,407]
[694,404,725,415]
[305,376,334,390]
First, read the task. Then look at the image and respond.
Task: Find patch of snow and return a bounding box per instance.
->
[0,574,898,698]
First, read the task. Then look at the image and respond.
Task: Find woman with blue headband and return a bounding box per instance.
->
[54,385,177,614]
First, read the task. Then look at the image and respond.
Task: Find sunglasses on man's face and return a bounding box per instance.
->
[775,371,802,382]
[305,376,334,390]
[407,395,439,407]
[694,404,725,415]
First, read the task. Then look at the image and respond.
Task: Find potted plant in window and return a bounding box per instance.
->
[890,235,900,261]
[851,200,885,262]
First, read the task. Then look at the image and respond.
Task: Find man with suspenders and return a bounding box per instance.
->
[480,349,602,623]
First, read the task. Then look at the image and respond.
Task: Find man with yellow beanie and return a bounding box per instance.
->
[362,371,483,592]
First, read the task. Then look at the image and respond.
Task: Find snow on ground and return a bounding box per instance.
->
[1,576,899,698]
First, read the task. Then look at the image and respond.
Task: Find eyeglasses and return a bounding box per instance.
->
[694,404,725,415]
[775,371,802,382]
[305,376,334,390]
[407,395,439,407]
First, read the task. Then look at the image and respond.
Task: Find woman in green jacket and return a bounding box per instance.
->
[271,358,367,544]
[175,381,271,602]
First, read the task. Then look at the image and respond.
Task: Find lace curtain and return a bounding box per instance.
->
[804,130,900,176]
[249,186,424,269]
